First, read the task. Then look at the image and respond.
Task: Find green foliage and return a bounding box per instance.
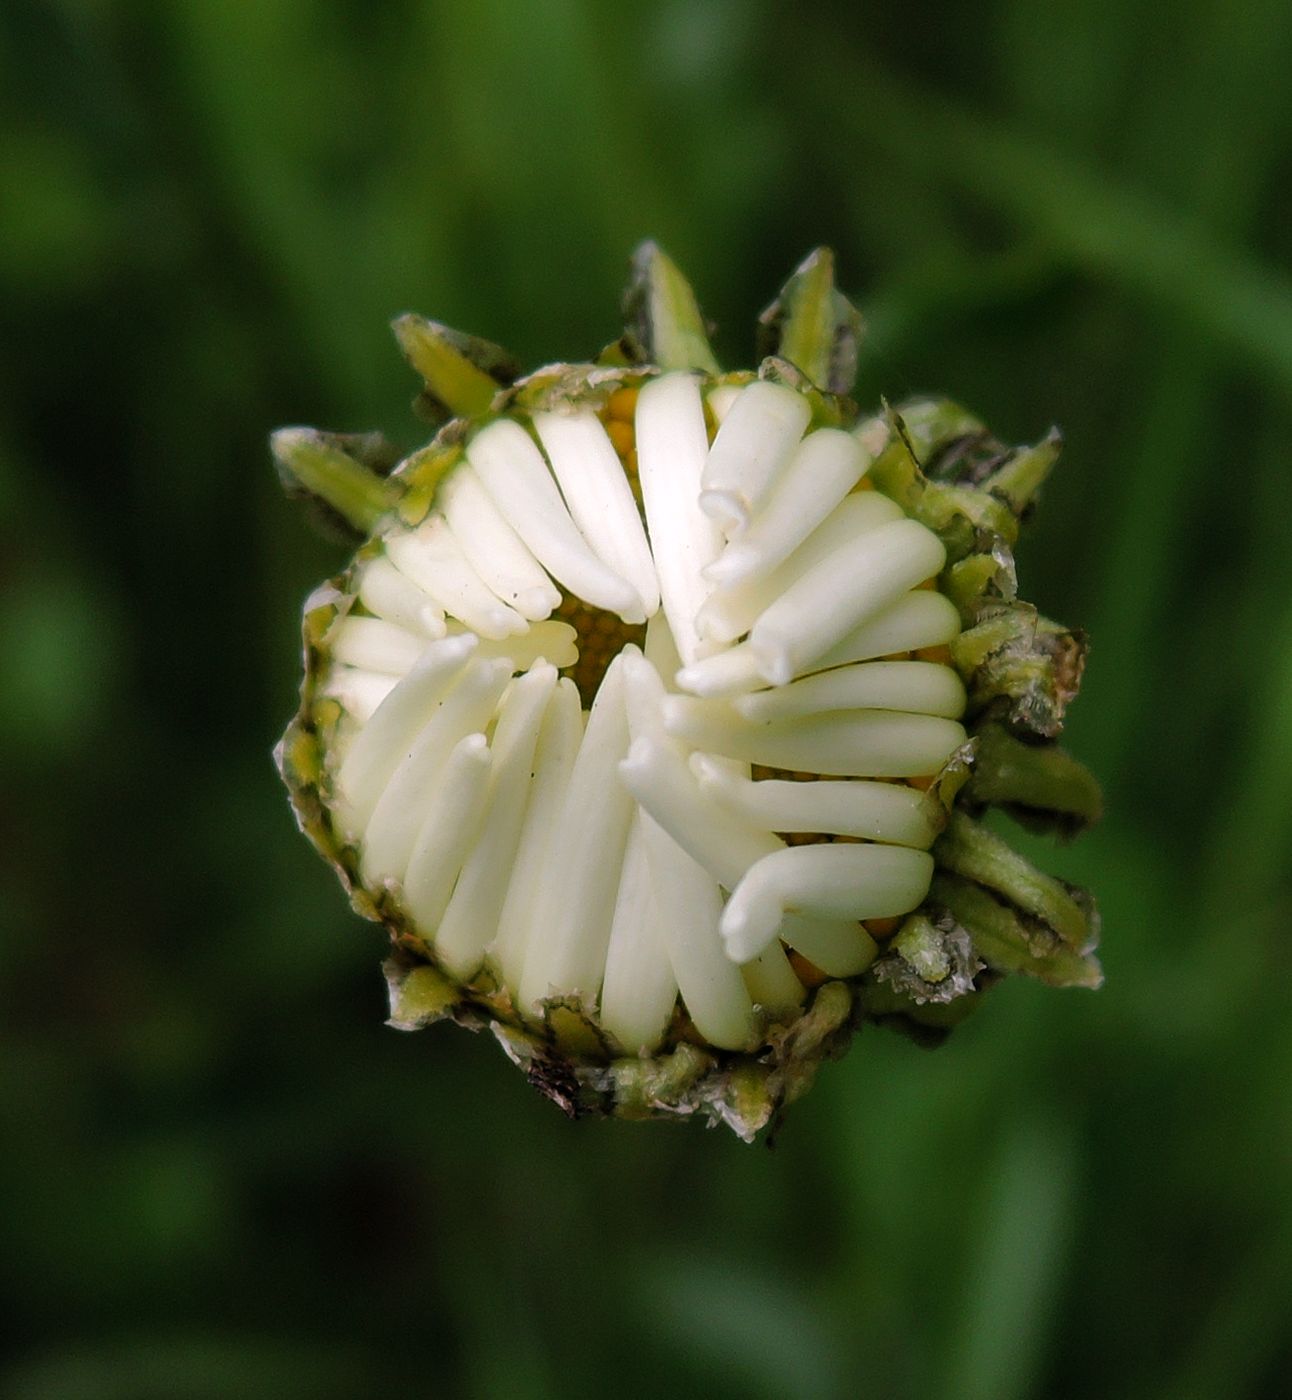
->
[2,0,1290,1396]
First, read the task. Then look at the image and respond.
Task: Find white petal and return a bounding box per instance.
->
[328,615,426,674]
[674,642,766,698]
[599,812,679,1054]
[433,663,559,979]
[321,666,399,723]
[639,813,755,1051]
[356,557,447,636]
[704,428,868,586]
[740,943,806,1017]
[466,418,642,621]
[696,491,905,646]
[750,518,947,684]
[662,694,967,777]
[635,373,724,665]
[445,619,579,671]
[779,914,879,977]
[689,753,943,847]
[532,408,660,616]
[334,633,478,832]
[518,653,636,1013]
[720,845,934,962]
[491,678,584,993]
[402,732,494,934]
[386,514,528,640]
[360,657,511,887]
[698,379,810,536]
[805,590,962,672]
[735,660,967,723]
[438,464,561,621]
[618,733,781,889]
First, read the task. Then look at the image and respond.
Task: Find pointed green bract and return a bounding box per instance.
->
[271,427,397,536]
[623,241,720,374]
[757,247,865,395]
[392,314,515,420]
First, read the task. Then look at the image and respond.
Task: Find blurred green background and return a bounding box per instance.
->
[4,0,1292,1396]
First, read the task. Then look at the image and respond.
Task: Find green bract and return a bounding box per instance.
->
[274,245,1101,1140]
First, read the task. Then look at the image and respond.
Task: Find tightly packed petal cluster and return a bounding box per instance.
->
[275,246,1101,1138]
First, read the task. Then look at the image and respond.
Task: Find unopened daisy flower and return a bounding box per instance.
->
[274,245,1101,1139]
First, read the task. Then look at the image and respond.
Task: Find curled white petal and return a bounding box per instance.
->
[360,657,511,888]
[356,557,446,637]
[386,514,528,640]
[321,666,398,723]
[735,660,966,723]
[433,663,559,979]
[639,813,755,1051]
[518,653,636,1013]
[778,914,879,978]
[698,379,810,536]
[532,408,660,617]
[334,633,478,831]
[805,590,962,672]
[491,678,584,991]
[599,812,679,1054]
[329,616,427,674]
[663,695,967,777]
[750,518,947,685]
[697,491,905,646]
[720,845,934,963]
[635,373,724,665]
[438,464,561,622]
[402,732,494,933]
[704,428,868,586]
[445,619,578,671]
[740,943,806,1017]
[689,753,943,847]
[466,418,642,621]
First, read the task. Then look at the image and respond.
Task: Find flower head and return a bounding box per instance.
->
[274,245,1101,1139]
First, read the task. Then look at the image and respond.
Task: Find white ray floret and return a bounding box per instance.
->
[805,590,963,673]
[778,914,879,978]
[696,490,905,646]
[704,428,869,586]
[698,379,811,536]
[444,619,579,671]
[750,518,948,685]
[634,373,724,665]
[721,845,935,963]
[705,382,745,426]
[519,654,636,1013]
[674,644,766,699]
[662,695,967,777]
[357,556,447,637]
[599,812,680,1055]
[433,663,559,979]
[639,812,754,1051]
[438,464,561,621]
[385,513,528,640]
[532,408,660,617]
[329,615,428,675]
[360,657,512,887]
[688,753,943,847]
[334,632,478,832]
[491,678,584,992]
[466,418,643,621]
[740,943,806,1017]
[321,666,399,723]
[402,732,494,934]
[735,660,967,723]
[618,733,782,890]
